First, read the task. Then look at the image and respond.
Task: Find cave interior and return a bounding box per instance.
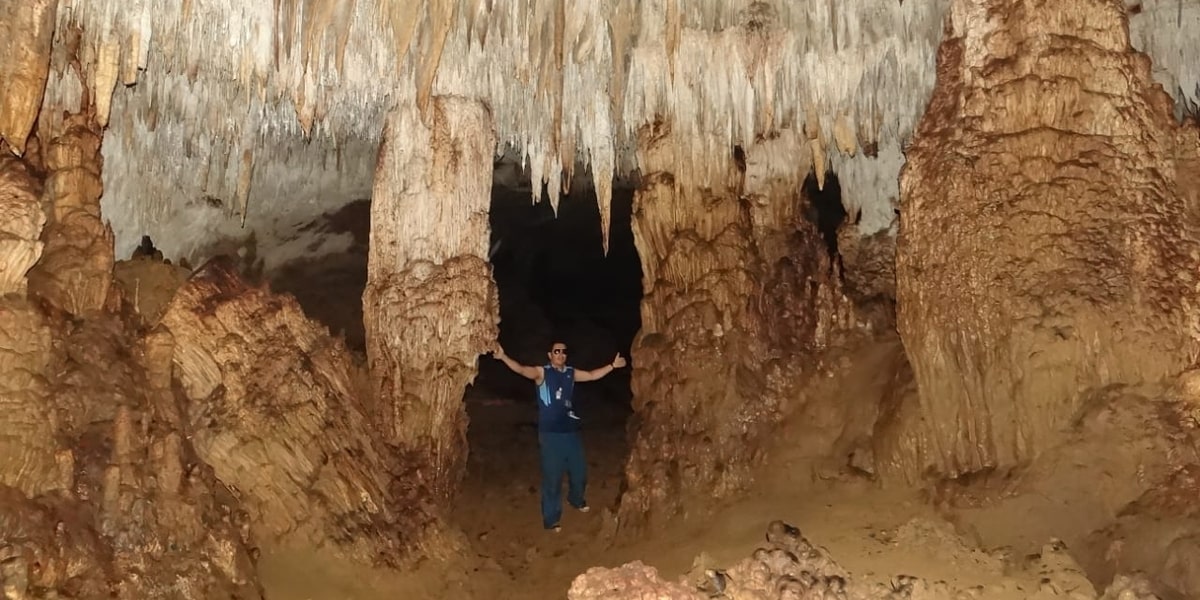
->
[2,1,1200,599]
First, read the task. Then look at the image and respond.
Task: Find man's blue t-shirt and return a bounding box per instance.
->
[537,365,580,433]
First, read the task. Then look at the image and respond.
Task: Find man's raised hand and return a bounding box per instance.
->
[612,353,627,369]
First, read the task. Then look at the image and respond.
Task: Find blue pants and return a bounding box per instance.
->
[538,431,587,528]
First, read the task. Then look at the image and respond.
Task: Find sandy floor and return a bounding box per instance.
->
[256,337,1088,600]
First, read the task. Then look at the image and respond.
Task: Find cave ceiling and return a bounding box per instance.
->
[1,0,1196,266]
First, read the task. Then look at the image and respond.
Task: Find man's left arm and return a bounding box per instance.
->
[576,353,628,382]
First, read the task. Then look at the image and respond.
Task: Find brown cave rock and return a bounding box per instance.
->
[161,258,450,567]
[1,297,261,598]
[890,0,1200,482]
[618,123,854,531]
[27,114,115,315]
[363,97,499,504]
[0,155,47,297]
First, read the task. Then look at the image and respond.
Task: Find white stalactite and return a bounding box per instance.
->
[35,0,1199,264]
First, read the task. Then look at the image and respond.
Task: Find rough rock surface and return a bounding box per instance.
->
[0,299,60,498]
[111,256,191,328]
[27,115,114,315]
[891,0,1200,481]
[162,258,448,567]
[0,156,46,296]
[837,222,897,320]
[363,97,499,503]
[568,520,1160,600]
[619,122,854,530]
[0,0,56,154]
[0,304,261,598]
[1070,371,1200,599]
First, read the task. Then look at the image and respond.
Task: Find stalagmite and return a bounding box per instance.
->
[886,0,1200,483]
[26,114,115,315]
[617,121,851,531]
[363,96,499,503]
[0,0,58,155]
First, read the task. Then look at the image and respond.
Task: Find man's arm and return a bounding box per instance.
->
[576,353,628,382]
[494,347,543,382]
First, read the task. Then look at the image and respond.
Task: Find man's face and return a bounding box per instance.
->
[548,344,568,367]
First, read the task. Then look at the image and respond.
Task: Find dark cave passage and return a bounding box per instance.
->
[455,170,643,555]
[802,171,846,260]
[475,177,642,409]
[260,165,643,545]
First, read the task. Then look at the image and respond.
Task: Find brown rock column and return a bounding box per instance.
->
[617,123,848,529]
[27,113,115,314]
[363,97,499,503]
[888,0,1200,482]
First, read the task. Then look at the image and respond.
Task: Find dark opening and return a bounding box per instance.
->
[457,165,643,552]
[801,170,846,260]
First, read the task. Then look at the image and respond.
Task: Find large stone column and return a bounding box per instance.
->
[27,115,115,314]
[887,0,1200,482]
[617,122,849,530]
[363,97,499,502]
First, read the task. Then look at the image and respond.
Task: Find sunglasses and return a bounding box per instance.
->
[551,348,568,355]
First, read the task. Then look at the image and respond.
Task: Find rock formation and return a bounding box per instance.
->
[889,0,1200,483]
[1,248,260,598]
[0,156,46,297]
[26,113,114,316]
[568,520,1163,600]
[162,258,452,566]
[363,97,500,503]
[618,121,854,530]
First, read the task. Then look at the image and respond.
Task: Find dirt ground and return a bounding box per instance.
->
[254,336,1105,600]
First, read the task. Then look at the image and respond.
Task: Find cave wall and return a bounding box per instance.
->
[617,121,853,529]
[884,0,1200,483]
[363,96,499,503]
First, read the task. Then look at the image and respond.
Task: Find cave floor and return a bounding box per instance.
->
[252,338,1067,600]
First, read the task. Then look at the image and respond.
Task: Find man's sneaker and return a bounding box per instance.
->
[577,505,590,513]
[546,523,562,533]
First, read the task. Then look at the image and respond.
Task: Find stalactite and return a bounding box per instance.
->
[43,0,950,261]
[363,96,499,503]
[0,0,59,155]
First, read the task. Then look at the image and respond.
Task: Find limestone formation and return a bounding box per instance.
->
[363,97,499,503]
[111,255,191,328]
[0,300,60,499]
[162,258,446,566]
[27,115,114,315]
[0,157,46,297]
[0,0,57,155]
[618,121,852,530]
[890,0,1200,482]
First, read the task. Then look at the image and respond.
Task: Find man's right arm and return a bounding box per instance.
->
[495,348,543,382]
